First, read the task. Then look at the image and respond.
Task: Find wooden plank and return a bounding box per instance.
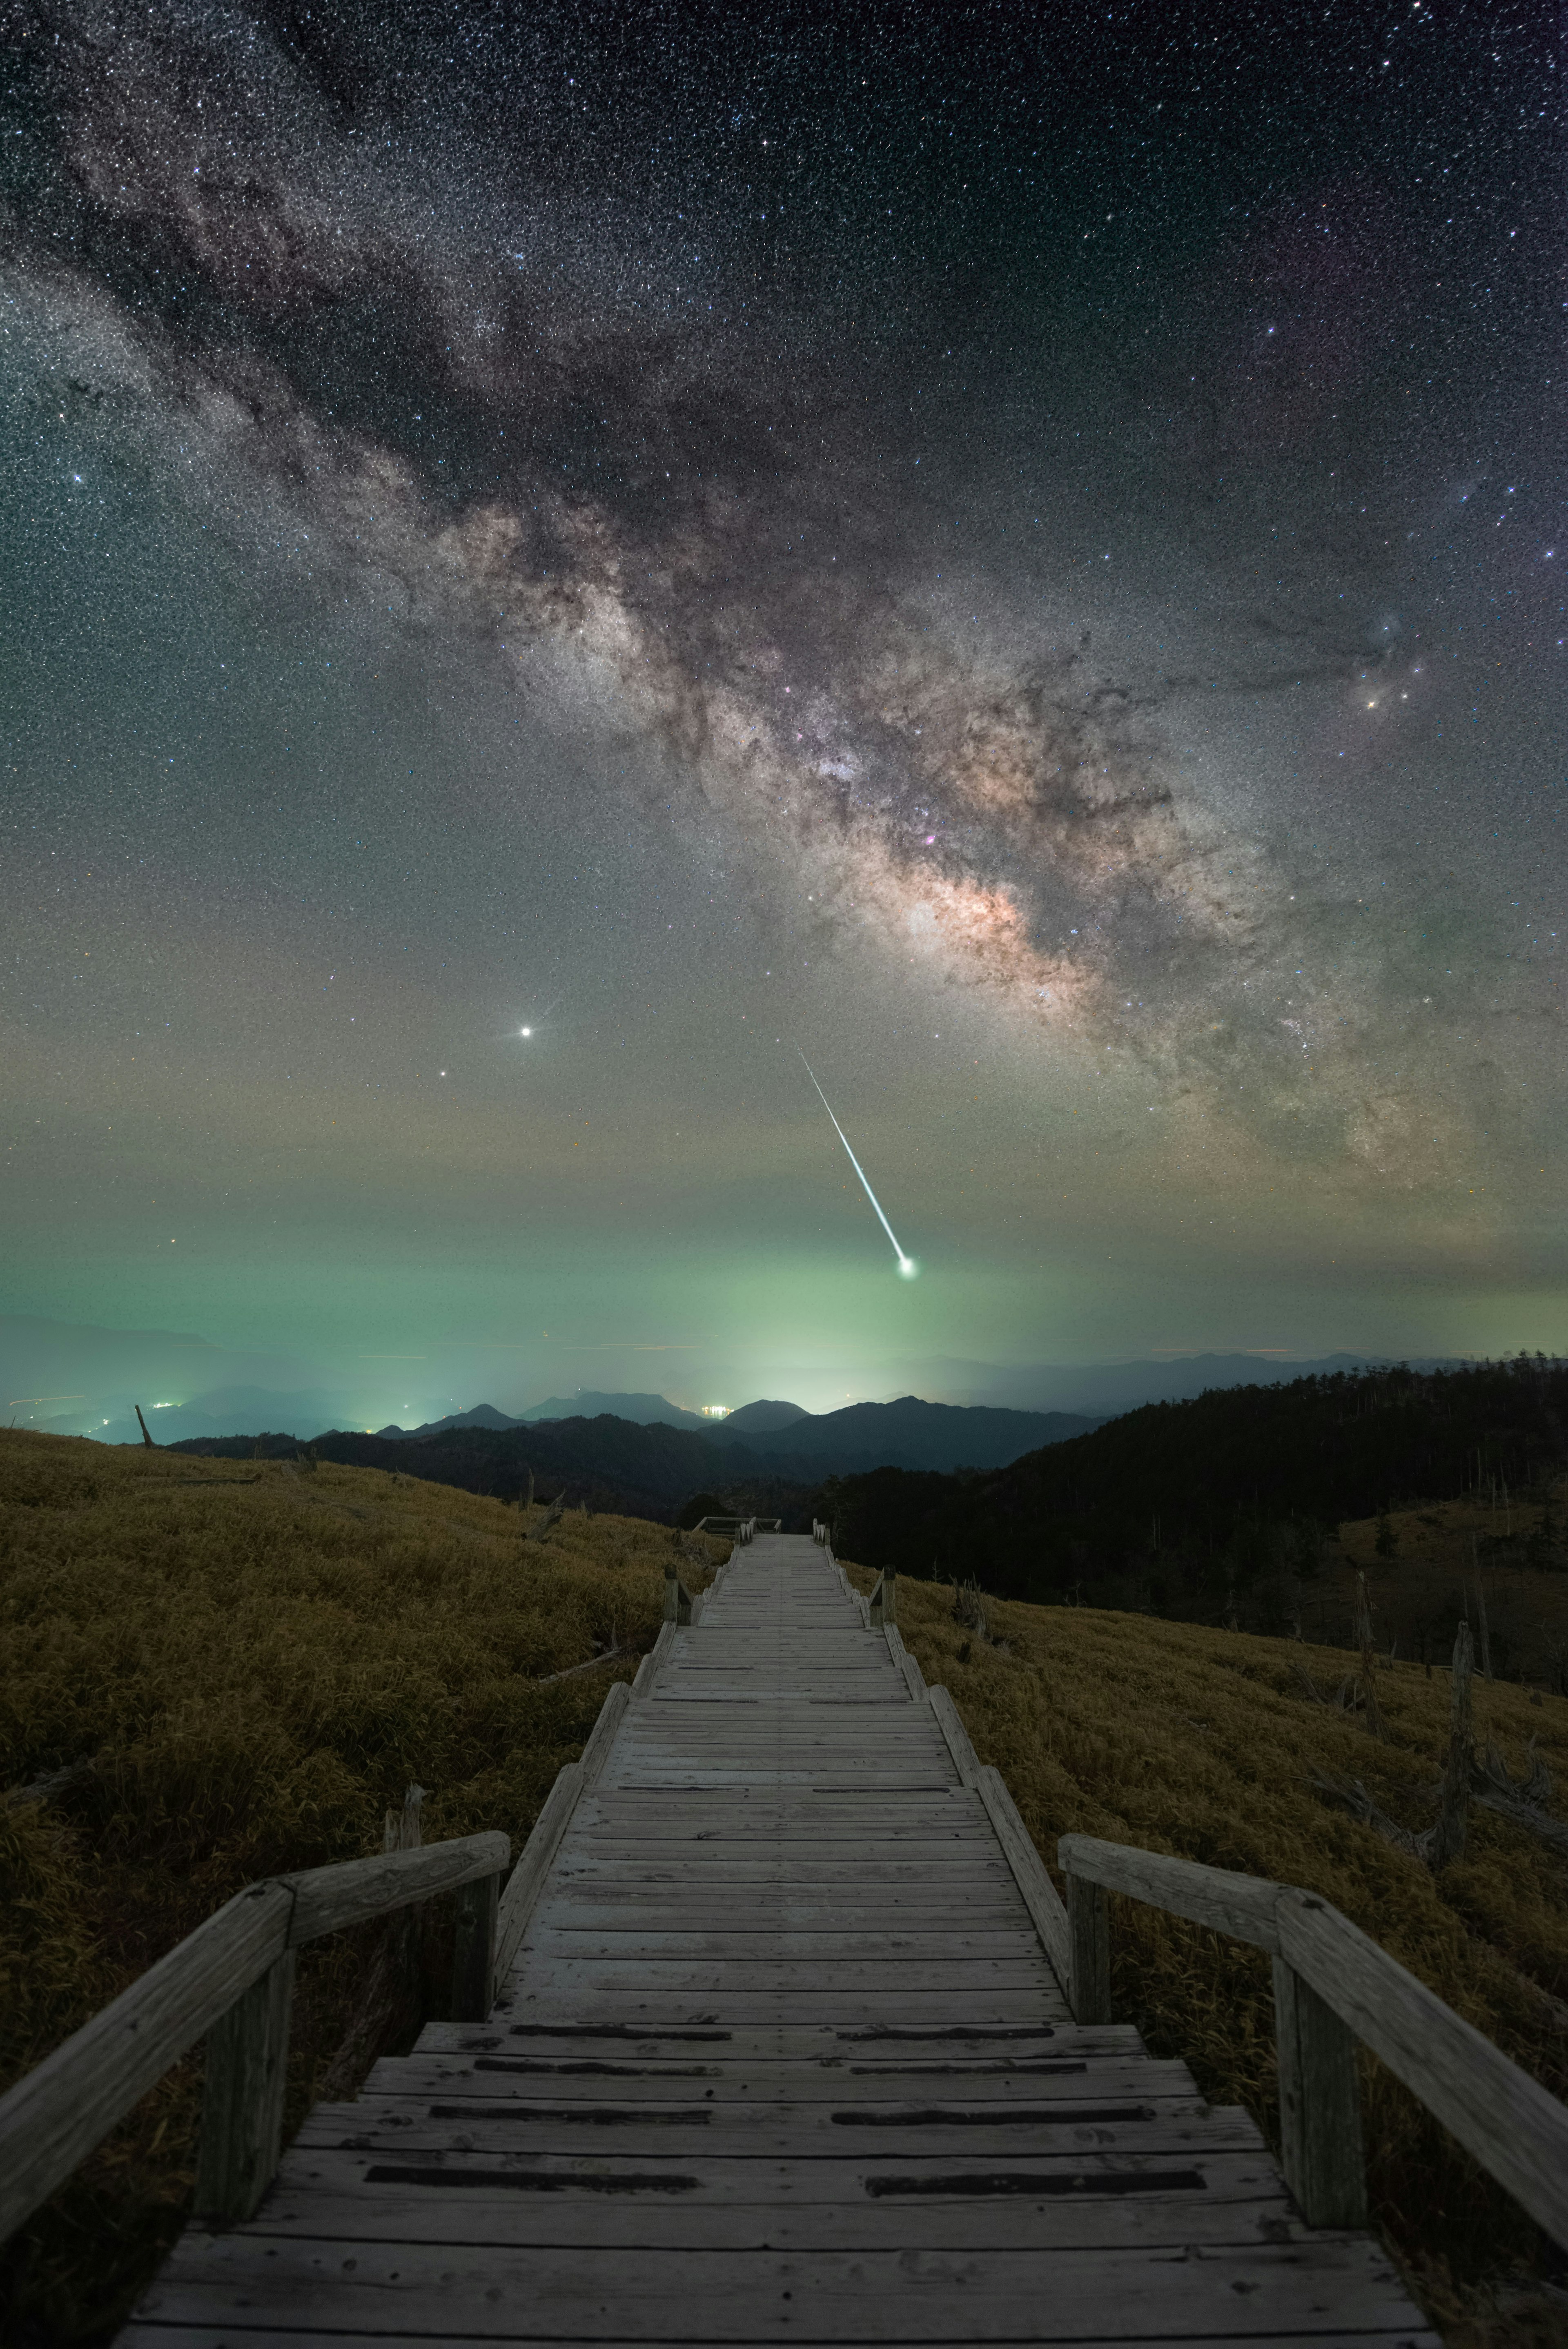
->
[1278,1887,1568,2252]
[355,2056,1200,2104]
[577,1679,632,1785]
[294,2107,1266,2159]
[519,1930,1049,1959]
[0,1879,292,2243]
[494,1766,582,1992]
[530,1906,1035,1930]
[1067,1871,1111,2026]
[1057,1834,1283,1953]
[120,2330,1441,2347]
[233,2189,1305,2254]
[972,1768,1073,1988]
[452,1870,501,2025]
[122,2320,1448,2339]
[129,2234,1427,2339]
[927,1688,982,1789]
[486,2011,1089,2037]
[1273,1953,1367,2229]
[192,1949,296,2225]
[414,2022,1138,2057]
[287,1832,511,1946]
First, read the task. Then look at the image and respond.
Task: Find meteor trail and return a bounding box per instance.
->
[799,1053,919,1278]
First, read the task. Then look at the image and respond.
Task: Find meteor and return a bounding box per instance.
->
[799,1053,919,1278]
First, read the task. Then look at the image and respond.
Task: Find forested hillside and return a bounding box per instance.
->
[816,1358,1568,1631]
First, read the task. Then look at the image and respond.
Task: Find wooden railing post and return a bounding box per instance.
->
[664,1568,692,1624]
[1065,1869,1111,2024]
[451,1870,501,2024]
[192,1948,296,2226]
[1272,1954,1368,2227]
[869,1570,895,1625]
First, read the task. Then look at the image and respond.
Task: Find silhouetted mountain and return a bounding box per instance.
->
[172,1414,811,1525]
[169,1389,1096,1522]
[518,1391,710,1432]
[876,1352,1471,1415]
[813,1357,1568,1629]
[396,1403,524,1435]
[736,1396,1101,1473]
[721,1399,811,1434]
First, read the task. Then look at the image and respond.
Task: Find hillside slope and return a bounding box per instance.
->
[6,1429,1567,2343]
[0,1429,722,2341]
[880,1569,1568,2332]
[821,1358,1568,1626]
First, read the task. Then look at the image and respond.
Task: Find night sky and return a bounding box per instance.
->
[2,0,1562,1423]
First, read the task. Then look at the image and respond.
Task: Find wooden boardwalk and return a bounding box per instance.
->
[123,1534,1437,2345]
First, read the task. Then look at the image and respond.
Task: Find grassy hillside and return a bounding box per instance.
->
[6,1427,1566,2344]
[1330,1493,1568,1689]
[0,1429,723,2343]
[872,1567,1568,2339]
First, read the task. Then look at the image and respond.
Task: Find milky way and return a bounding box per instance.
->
[2,0,1563,1384]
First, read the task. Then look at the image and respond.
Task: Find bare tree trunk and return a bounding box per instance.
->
[1474,1570,1493,1679]
[1424,1623,1474,1869]
[1354,1571,1386,1739]
[134,1404,156,1447]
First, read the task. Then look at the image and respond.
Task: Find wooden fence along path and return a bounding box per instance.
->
[118,1533,1439,2345]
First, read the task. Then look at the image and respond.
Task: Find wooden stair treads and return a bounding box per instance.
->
[120,1532,1437,2347]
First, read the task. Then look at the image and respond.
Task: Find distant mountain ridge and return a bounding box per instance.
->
[169,1394,1103,1516]
[517,1391,712,1432]
[379,1392,1101,1474]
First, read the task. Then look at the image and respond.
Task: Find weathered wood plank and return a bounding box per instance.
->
[1273,1953,1367,2228]
[414,2021,1136,2057]
[130,2235,1428,2339]
[0,1880,292,2243]
[356,2055,1199,2103]
[1057,1833,1283,1953]
[1066,1870,1112,2026]
[287,1832,511,1946]
[493,1765,582,1992]
[972,1767,1073,1987]
[1278,1887,1568,2251]
[193,1949,296,2225]
[576,1679,632,1785]
[452,1870,501,2025]
[927,1688,982,1788]
[519,1930,1049,1959]
[120,2328,1443,2348]
[295,2110,1239,2162]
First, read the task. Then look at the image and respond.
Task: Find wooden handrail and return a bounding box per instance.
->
[492,1683,632,1997]
[0,1828,508,2245]
[1058,1832,1568,2249]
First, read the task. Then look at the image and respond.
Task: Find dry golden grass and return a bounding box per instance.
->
[859,1567,1568,2329]
[1325,1487,1568,1691]
[0,1429,723,2343]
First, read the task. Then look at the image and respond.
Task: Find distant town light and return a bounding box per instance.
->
[698,1404,731,1419]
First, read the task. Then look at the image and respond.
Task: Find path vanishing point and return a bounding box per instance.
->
[122,1532,1437,2346]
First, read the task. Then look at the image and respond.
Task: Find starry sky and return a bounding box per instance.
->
[2,0,1563,1422]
